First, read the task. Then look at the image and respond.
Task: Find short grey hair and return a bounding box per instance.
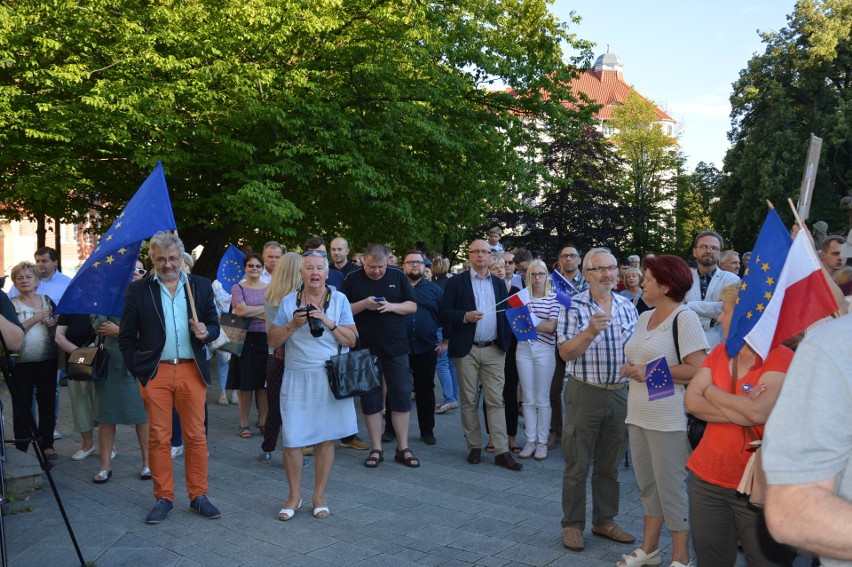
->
[148,232,185,257]
[364,243,390,261]
[582,247,614,271]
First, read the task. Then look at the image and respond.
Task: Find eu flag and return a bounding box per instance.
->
[645,356,675,401]
[551,271,573,309]
[217,244,246,289]
[725,209,793,357]
[506,305,539,342]
[55,162,177,316]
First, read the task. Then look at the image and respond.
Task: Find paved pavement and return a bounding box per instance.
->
[3,379,813,567]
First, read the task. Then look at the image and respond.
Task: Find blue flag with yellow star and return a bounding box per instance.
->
[645,356,675,401]
[506,305,539,342]
[217,244,246,289]
[725,208,793,357]
[55,162,177,316]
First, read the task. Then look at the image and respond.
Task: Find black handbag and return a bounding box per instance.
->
[325,340,381,400]
[67,336,109,382]
[673,310,707,449]
[218,285,251,356]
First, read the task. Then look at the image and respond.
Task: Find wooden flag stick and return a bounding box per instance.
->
[173,229,199,323]
[787,198,806,231]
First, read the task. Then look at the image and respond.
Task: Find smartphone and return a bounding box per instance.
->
[374,297,385,302]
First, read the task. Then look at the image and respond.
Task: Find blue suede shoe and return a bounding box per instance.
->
[190,495,221,519]
[146,498,173,524]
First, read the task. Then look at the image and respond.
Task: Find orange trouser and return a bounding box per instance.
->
[139,361,208,501]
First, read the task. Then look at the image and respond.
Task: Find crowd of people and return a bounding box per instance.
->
[2,222,852,566]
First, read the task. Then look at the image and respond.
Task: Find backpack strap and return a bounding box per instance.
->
[672,309,683,364]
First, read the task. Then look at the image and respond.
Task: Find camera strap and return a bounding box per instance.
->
[295,285,332,312]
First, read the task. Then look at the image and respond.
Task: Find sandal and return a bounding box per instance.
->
[485,443,495,453]
[394,447,420,468]
[277,499,302,521]
[238,426,252,439]
[140,467,152,480]
[364,449,383,468]
[511,446,523,454]
[312,499,329,519]
[93,470,112,484]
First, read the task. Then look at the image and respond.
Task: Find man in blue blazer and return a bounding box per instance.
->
[119,232,221,524]
[439,240,521,471]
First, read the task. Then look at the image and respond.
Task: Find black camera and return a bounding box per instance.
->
[294,304,324,337]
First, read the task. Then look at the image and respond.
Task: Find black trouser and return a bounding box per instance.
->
[409,351,437,437]
[550,346,566,435]
[11,358,58,452]
[261,349,285,453]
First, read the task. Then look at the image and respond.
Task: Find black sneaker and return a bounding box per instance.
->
[190,495,221,519]
[421,434,436,445]
[146,498,173,524]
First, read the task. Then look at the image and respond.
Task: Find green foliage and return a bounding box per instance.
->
[673,161,718,256]
[609,90,680,255]
[717,0,852,250]
[0,0,595,275]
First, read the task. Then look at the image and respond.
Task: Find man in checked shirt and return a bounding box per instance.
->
[556,247,638,552]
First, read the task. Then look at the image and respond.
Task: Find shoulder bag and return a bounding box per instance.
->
[673,310,707,449]
[67,335,109,382]
[218,285,250,356]
[325,338,380,400]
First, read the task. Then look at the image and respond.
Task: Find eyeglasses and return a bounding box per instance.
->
[695,244,720,253]
[505,260,515,264]
[153,256,181,265]
[560,253,579,259]
[133,268,147,276]
[246,263,263,269]
[403,260,423,266]
[468,249,492,255]
[303,250,327,257]
[586,265,618,273]
[530,272,548,278]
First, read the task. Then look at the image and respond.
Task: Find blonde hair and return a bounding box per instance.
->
[526,259,552,298]
[718,283,741,306]
[431,256,449,277]
[264,252,302,307]
[11,261,39,285]
[834,266,852,286]
[624,267,643,286]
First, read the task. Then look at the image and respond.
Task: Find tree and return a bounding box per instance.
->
[673,161,719,256]
[0,0,596,276]
[491,126,633,259]
[609,90,680,255]
[716,0,852,250]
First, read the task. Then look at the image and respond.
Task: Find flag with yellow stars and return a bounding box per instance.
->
[217,244,246,289]
[55,162,177,316]
[725,209,792,357]
[505,305,540,342]
[645,356,675,401]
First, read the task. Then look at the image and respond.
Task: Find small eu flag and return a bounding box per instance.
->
[645,356,675,401]
[506,305,539,342]
[217,244,246,289]
[55,162,177,317]
[551,271,573,309]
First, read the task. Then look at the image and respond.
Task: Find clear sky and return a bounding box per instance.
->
[549,1,796,171]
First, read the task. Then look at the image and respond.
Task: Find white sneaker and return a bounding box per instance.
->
[518,442,536,459]
[111,446,117,459]
[229,391,239,404]
[53,429,62,440]
[171,444,184,459]
[218,392,229,405]
[534,443,548,461]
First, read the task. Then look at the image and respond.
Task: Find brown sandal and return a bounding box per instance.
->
[394,447,420,468]
[364,449,383,468]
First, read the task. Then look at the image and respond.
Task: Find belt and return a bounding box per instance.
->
[568,375,627,390]
[160,358,195,365]
[472,340,495,348]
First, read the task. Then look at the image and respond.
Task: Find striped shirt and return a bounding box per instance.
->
[527,293,561,346]
[557,290,638,385]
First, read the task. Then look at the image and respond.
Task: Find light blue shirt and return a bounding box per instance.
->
[155,271,194,360]
[469,269,497,343]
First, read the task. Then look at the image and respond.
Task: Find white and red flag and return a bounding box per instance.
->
[745,231,838,359]
[506,287,531,308]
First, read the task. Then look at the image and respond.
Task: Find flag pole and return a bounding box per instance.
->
[174,230,199,323]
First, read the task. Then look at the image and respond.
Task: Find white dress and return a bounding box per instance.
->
[273,289,357,447]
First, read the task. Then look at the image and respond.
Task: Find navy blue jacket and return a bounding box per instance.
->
[439,271,511,358]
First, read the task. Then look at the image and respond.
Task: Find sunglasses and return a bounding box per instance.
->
[303,250,327,257]
[246,263,263,269]
[134,268,147,276]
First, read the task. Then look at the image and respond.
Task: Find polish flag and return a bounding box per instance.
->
[506,287,531,308]
[745,231,838,359]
